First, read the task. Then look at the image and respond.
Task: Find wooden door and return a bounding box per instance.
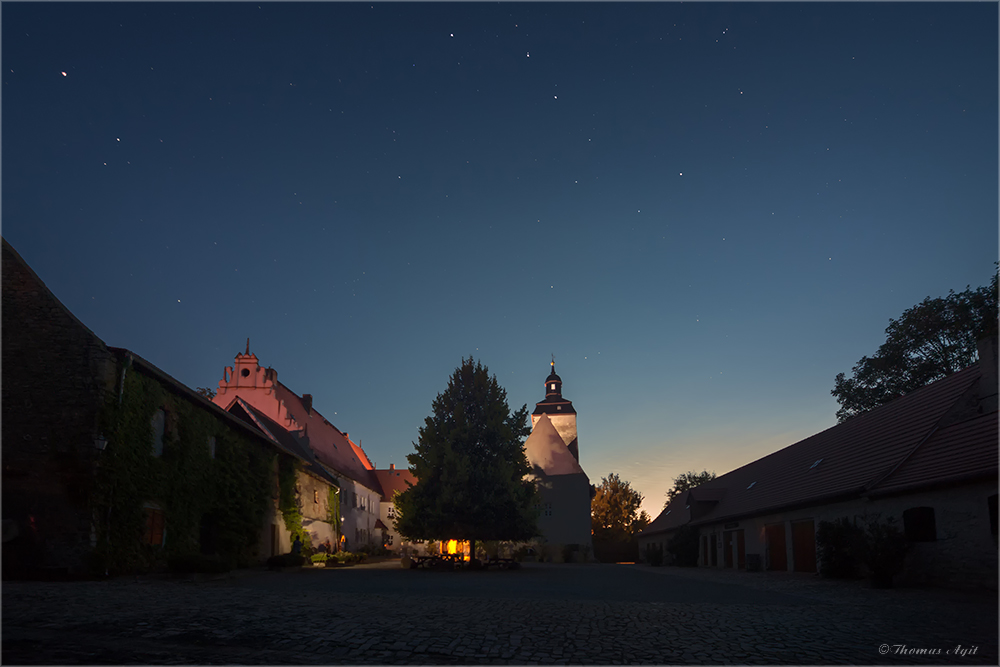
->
[736,529,746,570]
[791,520,817,572]
[723,531,734,568]
[765,523,787,571]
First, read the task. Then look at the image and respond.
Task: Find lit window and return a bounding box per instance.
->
[314,490,319,504]
[550,383,556,391]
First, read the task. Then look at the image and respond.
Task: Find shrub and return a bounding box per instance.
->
[817,518,864,578]
[666,525,700,567]
[561,543,579,563]
[310,553,329,564]
[859,514,908,588]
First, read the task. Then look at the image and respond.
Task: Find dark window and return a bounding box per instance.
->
[903,507,937,542]
[241,368,250,377]
[988,495,998,536]
[151,410,165,457]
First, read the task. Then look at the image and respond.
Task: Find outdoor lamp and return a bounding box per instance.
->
[94,434,108,452]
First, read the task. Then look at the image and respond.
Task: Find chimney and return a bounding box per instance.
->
[302,394,312,415]
[390,463,395,471]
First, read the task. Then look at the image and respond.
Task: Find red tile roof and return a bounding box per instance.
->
[640,362,996,538]
[372,467,417,502]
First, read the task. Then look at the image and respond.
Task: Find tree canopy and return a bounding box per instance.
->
[394,358,538,552]
[591,473,646,543]
[832,271,998,422]
[663,470,717,509]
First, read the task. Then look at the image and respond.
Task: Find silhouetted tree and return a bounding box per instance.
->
[394,358,538,561]
[832,270,998,422]
[195,387,216,399]
[664,470,717,509]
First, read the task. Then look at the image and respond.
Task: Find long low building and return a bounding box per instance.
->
[638,340,998,589]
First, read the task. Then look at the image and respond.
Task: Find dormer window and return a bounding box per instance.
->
[809,459,823,469]
[747,482,756,490]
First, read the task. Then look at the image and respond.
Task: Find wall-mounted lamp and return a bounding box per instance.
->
[94,434,108,452]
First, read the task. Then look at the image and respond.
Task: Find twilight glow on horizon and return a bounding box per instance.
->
[3,2,996,519]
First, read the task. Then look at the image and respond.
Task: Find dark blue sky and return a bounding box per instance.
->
[4,2,997,515]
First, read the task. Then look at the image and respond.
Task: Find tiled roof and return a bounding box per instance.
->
[271,381,381,492]
[372,468,417,502]
[227,398,339,488]
[640,363,994,538]
[524,414,586,477]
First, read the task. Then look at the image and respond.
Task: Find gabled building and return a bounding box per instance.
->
[1,238,313,577]
[638,341,999,589]
[523,362,594,560]
[212,346,384,551]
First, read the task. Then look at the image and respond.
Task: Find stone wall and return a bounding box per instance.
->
[2,240,117,576]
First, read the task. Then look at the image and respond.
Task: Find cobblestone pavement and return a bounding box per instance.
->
[3,562,996,664]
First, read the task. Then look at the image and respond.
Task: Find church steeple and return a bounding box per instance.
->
[531,358,578,461]
[545,360,563,399]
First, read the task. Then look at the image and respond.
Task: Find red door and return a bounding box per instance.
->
[791,520,817,573]
[765,523,787,571]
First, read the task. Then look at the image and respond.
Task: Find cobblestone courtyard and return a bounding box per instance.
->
[3,562,997,664]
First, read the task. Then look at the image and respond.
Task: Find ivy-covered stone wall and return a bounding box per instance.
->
[92,363,279,574]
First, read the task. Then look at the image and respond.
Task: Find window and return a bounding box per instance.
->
[207,436,216,459]
[387,534,393,546]
[143,505,165,546]
[314,490,319,505]
[151,410,165,457]
[352,492,357,508]
[544,502,552,517]
[550,383,556,391]
[903,507,937,542]
[387,505,396,519]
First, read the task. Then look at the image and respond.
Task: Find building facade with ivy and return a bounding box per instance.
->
[212,346,384,553]
[2,238,318,578]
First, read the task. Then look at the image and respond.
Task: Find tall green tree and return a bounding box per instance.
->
[832,271,998,422]
[590,473,645,543]
[394,358,538,560]
[663,470,717,509]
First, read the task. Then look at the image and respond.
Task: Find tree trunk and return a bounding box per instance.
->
[469,538,476,563]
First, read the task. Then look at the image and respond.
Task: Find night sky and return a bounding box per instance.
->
[4,2,997,518]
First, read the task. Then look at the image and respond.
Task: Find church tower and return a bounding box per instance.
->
[531,361,579,461]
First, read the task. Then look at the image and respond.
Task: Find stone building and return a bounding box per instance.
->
[1,238,314,577]
[638,341,999,589]
[523,362,595,561]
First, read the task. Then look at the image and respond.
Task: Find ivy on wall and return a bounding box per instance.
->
[91,362,278,575]
[277,456,309,550]
[327,485,341,542]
